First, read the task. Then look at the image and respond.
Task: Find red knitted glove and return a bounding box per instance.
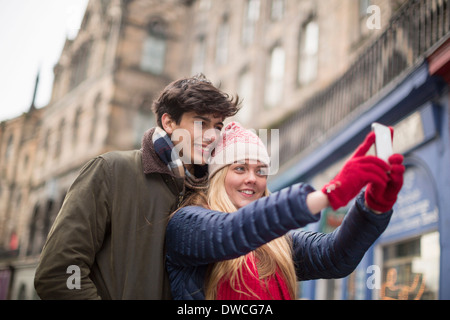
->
[365,154,405,212]
[322,132,391,210]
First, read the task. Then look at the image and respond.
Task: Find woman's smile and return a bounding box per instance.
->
[225,161,268,209]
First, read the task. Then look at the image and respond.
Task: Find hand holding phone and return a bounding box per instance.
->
[321,130,391,210]
[371,123,393,163]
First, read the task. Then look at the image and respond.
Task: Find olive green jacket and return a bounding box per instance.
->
[34,128,184,299]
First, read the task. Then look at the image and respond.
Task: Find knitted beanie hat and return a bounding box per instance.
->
[208,122,270,178]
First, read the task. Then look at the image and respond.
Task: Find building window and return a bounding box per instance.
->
[237,68,253,124]
[198,0,211,11]
[298,20,319,86]
[359,0,371,18]
[41,129,50,165]
[141,19,167,75]
[54,119,66,159]
[22,154,29,173]
[215,16,230,66]
[270,0,285,21]
[43,199,54,242]
[134,97,155,148]
[381,232,440,300]
[72,107,82,147]
[5,134,13,160]
[90,94,101,144]
[70,41,91,90]
[192,35,207,75]
[242,0,260,46]
[27,205,40,256]
[265,45,285,108]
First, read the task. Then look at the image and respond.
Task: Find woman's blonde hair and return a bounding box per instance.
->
[199,166,298,300]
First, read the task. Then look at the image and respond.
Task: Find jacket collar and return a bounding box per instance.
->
[141,128,175,176]
[141,128,209,197]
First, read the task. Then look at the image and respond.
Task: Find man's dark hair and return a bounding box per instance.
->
[152,74,241,127]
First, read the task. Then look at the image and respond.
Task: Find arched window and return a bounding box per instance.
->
[141,19,167,75]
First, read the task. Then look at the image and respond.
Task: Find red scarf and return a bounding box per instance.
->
[216,254,292,300]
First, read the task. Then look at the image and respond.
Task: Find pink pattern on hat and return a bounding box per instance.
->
[208,122,270,178]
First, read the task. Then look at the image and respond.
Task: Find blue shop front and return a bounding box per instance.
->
[269,60,450,300]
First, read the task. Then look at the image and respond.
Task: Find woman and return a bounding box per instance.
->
[165,122,404,300]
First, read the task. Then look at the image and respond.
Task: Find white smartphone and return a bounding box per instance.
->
[371,122,393,162]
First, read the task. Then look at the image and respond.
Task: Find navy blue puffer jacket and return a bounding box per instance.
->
[165,183,392,300]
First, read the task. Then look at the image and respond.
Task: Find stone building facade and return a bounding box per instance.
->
[0,0,413,299]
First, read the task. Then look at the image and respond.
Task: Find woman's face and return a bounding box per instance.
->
[224,160,268,209]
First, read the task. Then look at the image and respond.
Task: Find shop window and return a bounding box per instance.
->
[43,199,54,240]
[381,231,440,300]
[41,129,50,166]
[27,205,39,256]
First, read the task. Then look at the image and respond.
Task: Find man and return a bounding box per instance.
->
[34,74,240,299]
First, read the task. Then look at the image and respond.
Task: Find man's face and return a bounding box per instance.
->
[163,112,224,168]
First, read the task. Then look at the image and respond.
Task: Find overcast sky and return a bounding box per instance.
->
[0,0,89,122]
